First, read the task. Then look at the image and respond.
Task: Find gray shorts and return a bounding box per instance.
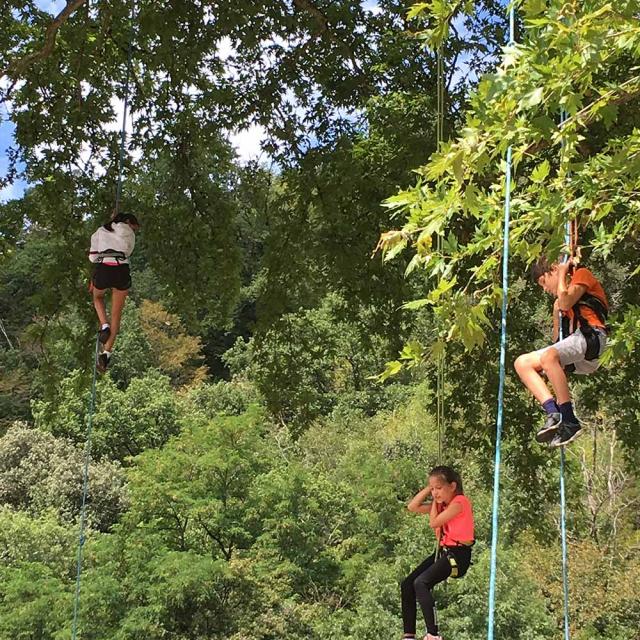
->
[537,328,607,375]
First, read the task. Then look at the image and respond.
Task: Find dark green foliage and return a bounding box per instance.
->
[0,1,638,638]
[32,370,183,461]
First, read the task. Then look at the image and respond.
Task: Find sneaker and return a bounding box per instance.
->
[536,412,562,443]
[96,352,111,373]
[549,421,582,448]
[98,324,111,344]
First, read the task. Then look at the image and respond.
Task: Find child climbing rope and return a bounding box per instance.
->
[401,465,474,640]
[514,256,608,447]
[89,212,140,372]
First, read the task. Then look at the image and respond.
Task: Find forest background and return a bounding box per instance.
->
[0,1,639,639]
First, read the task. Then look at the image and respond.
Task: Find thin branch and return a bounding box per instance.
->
[291,0,365,77]
[2,0,87,99]
[525,75,640,157]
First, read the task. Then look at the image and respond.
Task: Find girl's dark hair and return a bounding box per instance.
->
[429,465,463,495]
[103,212,140,232]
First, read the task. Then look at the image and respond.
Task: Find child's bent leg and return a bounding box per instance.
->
[539,348,570,404]
[92,288,109,327]
[104,288,128,352]
[413,555,451,636]
[514,351,555,404]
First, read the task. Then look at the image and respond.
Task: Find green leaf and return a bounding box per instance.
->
[530,160,550,183]
[373,360,403,382]
[599,103,618,129]
[401,298,432,310]
[406,2,430,20]
[519,87,544,110]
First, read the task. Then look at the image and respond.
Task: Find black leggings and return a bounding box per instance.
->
[401,547,471,635]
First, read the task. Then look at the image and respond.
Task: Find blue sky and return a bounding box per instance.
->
[2,1,454,203]
[1,1,66,202]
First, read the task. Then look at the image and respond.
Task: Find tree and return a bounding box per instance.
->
[0,423,127,530]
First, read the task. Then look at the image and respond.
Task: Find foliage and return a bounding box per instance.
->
[250,293,409,429]
[32,369,183,461]
[0,2,638,638]
[379,0,640,355]
[0,423,127,530]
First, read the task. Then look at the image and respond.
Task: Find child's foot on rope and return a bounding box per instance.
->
[98,323,111,344]
[96,351,111,373]
[549,421,582,448]
[535,412,562,443]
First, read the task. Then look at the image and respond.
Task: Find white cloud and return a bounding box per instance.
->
[362,1,382,15]
[229,124,267,164]
[34,0,67,15]
[0,181,24,203]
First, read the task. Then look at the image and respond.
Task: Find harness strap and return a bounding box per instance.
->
[90,250,128,264]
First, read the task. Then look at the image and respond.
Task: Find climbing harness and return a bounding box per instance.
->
[442,542,474,578]
[89,249,128,264]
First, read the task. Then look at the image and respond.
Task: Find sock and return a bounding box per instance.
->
[559,401,577,424]
[102,350,111,358]
[100,323,110,330]
[542,398,559,415]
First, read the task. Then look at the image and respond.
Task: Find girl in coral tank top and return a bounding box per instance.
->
[401,465,474,640]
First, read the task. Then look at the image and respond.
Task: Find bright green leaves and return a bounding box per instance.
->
[530,160,550,183]
[407,0,475,51]
[374,339,425,381]
[519,86,544,110]
[379,0,640,359]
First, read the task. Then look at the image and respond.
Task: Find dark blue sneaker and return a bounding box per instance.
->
[96,352,111,373]
[536,412,562,443]
[98,324,111,344]
[549,421,582,448]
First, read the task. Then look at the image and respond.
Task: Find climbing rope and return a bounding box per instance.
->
[72,9,136,636]
[486,6,516,640]
[435,43,445,464]
[71,333,101,640]
[558,108,572,640]
[114,4,136,217]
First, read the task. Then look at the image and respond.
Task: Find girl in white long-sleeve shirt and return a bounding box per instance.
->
[89,212,140,372]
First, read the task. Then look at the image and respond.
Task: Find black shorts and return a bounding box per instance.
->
[92,263,131,291]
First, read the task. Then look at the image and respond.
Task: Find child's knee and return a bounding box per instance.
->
[539,349,560,369]
[400,576,413,594]
[514,353,531,374]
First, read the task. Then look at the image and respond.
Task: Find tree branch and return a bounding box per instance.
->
[525,75,640,157]
[2,0,87,98]
[291,0,365,77]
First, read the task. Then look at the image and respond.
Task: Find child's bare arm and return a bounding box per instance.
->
[552,299,560,341]
[557,262,587,311]
[407,487,432,515]
[428,500,463,529]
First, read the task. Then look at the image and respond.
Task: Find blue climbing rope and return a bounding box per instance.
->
[71,8,136,637]
[559,448,570,640]
[559,108,571,640]
[486,6,516,639]
[71,333,101,640]
[114,5,136,217]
